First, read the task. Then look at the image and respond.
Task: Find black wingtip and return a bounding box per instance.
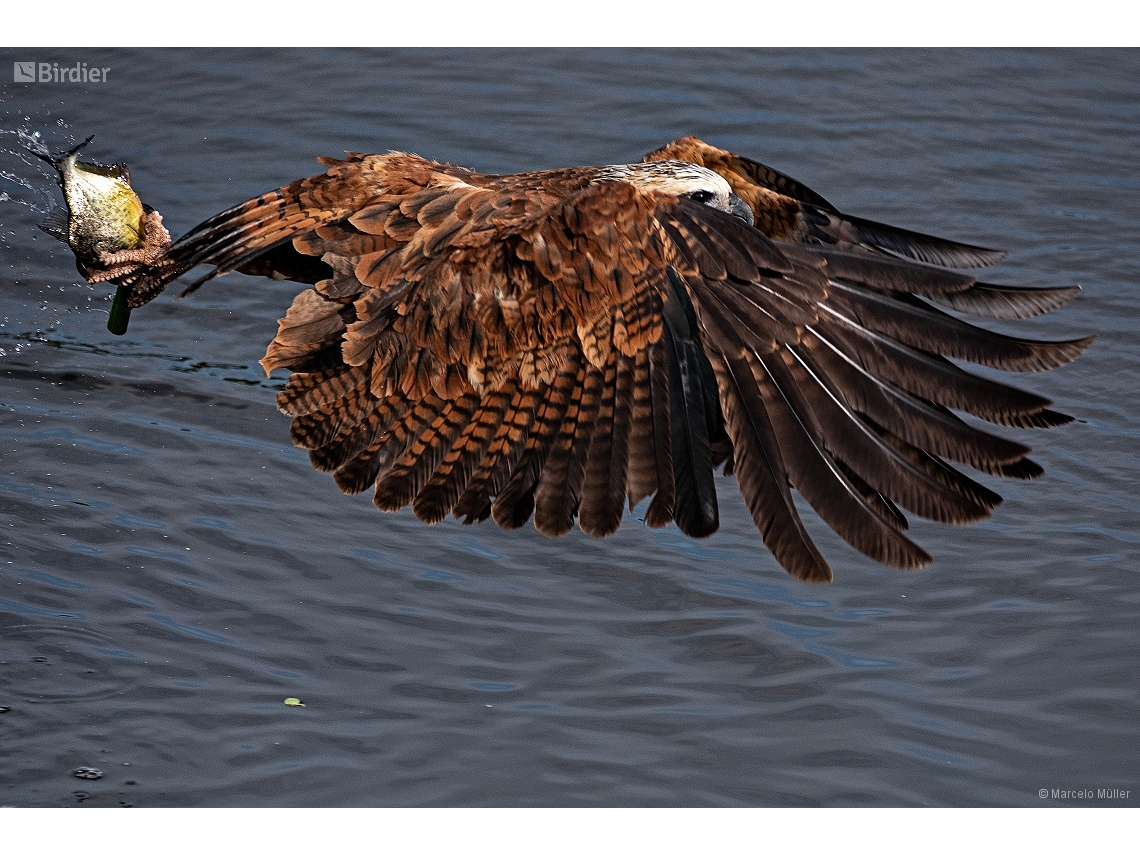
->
[928,283,1083,320]
[846,213,1008,269]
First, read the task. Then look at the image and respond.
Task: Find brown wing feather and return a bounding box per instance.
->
[625,345,660,510]
[412,387,515,524]
[373,392,480,512]
[578,353,629,537]
[533,361,603,536]
[491,346,584,530]
[453,384,542,524]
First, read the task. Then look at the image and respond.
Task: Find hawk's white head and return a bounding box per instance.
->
[594,160,754,226]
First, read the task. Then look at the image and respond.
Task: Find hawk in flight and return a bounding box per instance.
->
[110,137,1092,582]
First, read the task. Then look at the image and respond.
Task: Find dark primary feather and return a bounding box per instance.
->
[661,267,721,538]
[106,138,1093,582]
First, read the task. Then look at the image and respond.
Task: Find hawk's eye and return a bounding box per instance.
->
[687,190,716,204]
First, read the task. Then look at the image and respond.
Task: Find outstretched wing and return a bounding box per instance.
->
[664,211,1091,579]
[120,146,1093,582]
[645,136,1083,318]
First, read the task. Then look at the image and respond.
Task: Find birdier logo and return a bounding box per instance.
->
[13,61,110,83]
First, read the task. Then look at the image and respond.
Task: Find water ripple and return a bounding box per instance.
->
[1,48,1136,808]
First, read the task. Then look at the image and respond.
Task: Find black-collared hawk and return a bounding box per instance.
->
[109,137,1093,582]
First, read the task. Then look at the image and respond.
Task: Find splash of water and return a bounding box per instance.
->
[0,126,62,216]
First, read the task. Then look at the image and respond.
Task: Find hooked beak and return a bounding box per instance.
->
[728,193,754,227]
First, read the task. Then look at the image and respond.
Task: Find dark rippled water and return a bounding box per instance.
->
[0,49,1137,807]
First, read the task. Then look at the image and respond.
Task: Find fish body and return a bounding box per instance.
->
[31,136,171,334]
[35,136,147,267]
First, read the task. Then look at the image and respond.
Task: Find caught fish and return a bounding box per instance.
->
[32,136,170,334]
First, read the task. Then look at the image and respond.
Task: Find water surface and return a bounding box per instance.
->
[0,49,1137,806]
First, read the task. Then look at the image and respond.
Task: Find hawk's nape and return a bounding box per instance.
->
[108,138,1093,582]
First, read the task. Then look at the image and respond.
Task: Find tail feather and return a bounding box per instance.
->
[307,408,385,475]
[278,364,369,418]
[625,346,660,510]
[288,381,374,451]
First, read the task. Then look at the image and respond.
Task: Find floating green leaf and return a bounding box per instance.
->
[283,697,305,707]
